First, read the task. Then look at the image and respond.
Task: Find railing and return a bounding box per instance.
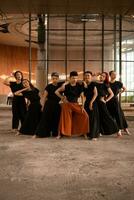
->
[121,91,134,103]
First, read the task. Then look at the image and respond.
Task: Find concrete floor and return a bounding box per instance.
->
[0,109,134,200]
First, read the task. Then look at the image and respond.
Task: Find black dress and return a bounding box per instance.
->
[19,88,41,135]
[10,81,27,129]
[107,81,128,129]
[35,82,63,137]
[96,82,119,135]
[84,82,100,139]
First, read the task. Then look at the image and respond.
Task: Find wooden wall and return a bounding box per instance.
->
[0,44,37,96]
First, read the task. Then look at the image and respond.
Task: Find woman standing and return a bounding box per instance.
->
[84,71,100,141]
[107,71,130,136]
[3,71,27,132]
[35,72,63,138]
[14,79,41,135]
[97,72,119,135]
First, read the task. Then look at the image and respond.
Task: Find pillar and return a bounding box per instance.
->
[36,14,47,94]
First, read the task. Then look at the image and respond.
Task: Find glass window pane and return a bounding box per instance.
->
[122,35,134,61]
[48,61,66,81]
[67,61,83,79]
[67,30,83,60]
[49,16,65,30]
[104,61,114,72]
[67,30,83,45]
[122,62,134,90]
[104,16,114,30]
[49,46,65,60]
[86,61,102,74]
[122,16,134,31]
[48,30,65,60]
[86,31,102,61]
[85,15,102,30]
[67,46,83,60]
[104,31,114,61]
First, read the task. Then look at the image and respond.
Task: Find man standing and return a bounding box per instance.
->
[55,71,89,139]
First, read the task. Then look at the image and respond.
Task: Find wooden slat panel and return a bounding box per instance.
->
[0,44,37,95]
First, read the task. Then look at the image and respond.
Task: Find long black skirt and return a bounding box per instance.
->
[107,97,128,129]
[98,100,119,135]
[20,101,41,135]
[84,101,100,139]
[35,100,61,137]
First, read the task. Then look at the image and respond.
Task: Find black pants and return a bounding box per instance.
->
[84,101,100,139]
[36,100,61,137]
[12,98,27,129]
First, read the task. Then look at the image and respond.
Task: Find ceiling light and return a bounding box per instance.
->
[80,14,98,22]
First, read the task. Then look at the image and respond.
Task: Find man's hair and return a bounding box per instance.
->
[70,71,78,77]
[51,72,59,77]
[109,70,115,76]
[84,71,92,75]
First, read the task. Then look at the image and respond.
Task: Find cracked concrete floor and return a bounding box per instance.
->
[0,109,134,200]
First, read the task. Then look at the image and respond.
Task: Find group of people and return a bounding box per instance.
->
[4,69,130,141]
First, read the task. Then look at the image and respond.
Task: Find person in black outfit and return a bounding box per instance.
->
[96,72,119,135]
[84,71,100,141]
[3,71,27,132]
[107,71,130,136]
[35,72,63,138]
[14,79,41,136]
